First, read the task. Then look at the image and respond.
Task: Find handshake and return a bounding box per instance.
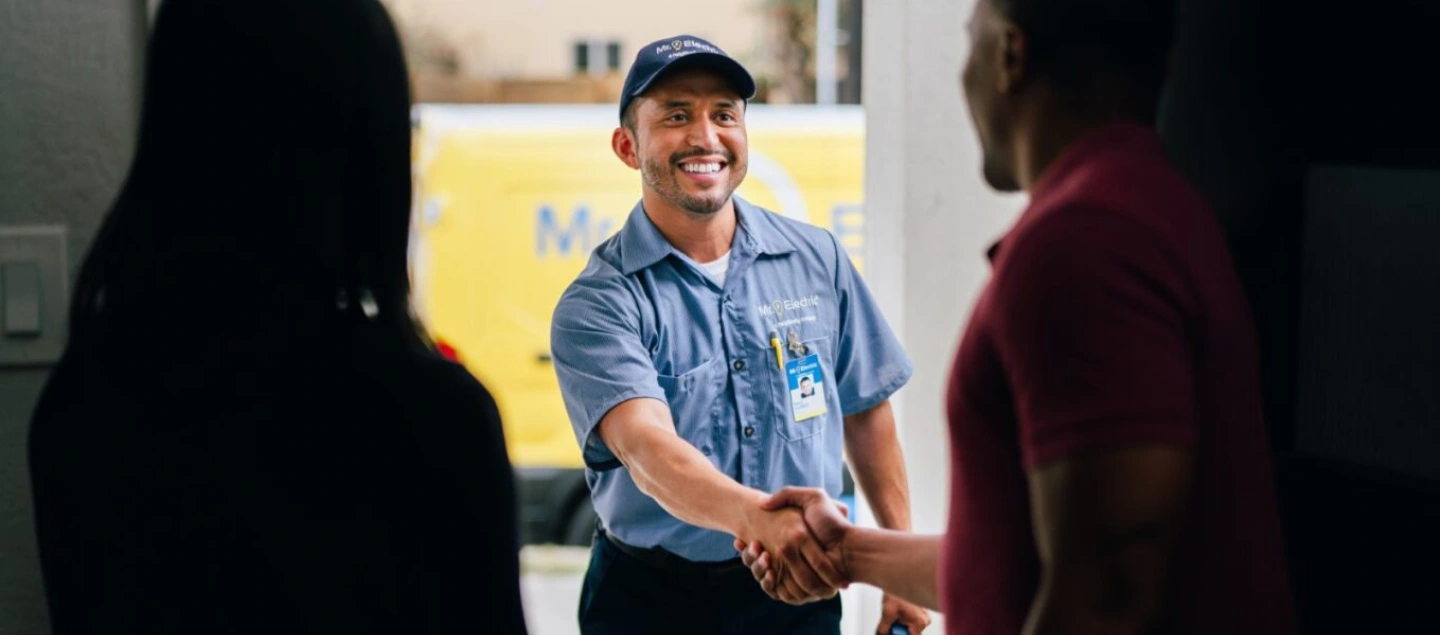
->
[727,487,934,633]
[730,486,855,605]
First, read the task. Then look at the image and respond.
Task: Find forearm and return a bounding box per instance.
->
[1022,562,1166,635]
[622,424,766,536]
[846,528,942,610]
[1023,446,1193,634]
[1022,528,1179,635]
[844,401,912,530]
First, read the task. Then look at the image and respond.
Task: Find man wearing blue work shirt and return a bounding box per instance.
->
[551,35,931,635]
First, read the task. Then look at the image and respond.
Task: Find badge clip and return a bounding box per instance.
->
[786,331,808,357]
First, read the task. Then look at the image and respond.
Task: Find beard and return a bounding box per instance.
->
[640,148,742,216]
[965,88,1021,193]
[981,149,1022,193]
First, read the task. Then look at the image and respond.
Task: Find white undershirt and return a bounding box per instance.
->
[698,251,732,286]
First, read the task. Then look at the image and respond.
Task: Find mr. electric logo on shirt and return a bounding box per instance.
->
[757,294,822,327]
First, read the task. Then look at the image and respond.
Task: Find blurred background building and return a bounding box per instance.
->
[377,0,864,104]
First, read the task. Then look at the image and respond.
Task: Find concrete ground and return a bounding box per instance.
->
[520,546,587,635]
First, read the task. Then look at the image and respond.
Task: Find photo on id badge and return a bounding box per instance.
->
[786,355,827,421]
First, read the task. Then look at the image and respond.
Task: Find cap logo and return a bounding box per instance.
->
[671,40,683,51]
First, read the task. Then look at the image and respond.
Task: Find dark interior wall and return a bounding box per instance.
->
[1161,0,1440,630]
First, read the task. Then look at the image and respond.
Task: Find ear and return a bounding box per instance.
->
[612,127,640,170]
[995,22,1029,94]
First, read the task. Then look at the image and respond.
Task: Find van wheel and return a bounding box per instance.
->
[562,500,599,546]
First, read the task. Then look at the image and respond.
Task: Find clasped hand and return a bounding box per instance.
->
[732,487,853,605]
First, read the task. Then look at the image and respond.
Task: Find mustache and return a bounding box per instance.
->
[670,148,735,165]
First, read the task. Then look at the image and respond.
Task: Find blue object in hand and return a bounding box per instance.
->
[888,625,911,635]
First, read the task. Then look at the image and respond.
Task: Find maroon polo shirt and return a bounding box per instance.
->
[939,123,1294,633]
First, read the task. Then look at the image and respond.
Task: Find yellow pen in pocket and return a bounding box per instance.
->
[770,330,784,369]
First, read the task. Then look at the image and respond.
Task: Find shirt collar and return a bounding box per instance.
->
[1029,120,1163,202]
[987,120,1163,265]
[618,196,797,275]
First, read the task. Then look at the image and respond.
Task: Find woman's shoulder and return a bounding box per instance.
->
[362,343,489,398]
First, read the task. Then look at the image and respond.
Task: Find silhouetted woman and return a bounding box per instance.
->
[28,0,527,632]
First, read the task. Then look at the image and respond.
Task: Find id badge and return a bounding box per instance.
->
[785,354,828,422]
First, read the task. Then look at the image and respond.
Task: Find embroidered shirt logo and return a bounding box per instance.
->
[757,295,821,319]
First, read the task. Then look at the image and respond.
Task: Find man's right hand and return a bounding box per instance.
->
[735,488,853,605]
[737,497,850,604]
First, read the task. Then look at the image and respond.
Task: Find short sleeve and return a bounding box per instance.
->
[992,207,1198,470]
[830,233,913,415]
[550,274,667,471]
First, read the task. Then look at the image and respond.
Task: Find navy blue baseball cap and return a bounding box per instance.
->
[618,35,757,124]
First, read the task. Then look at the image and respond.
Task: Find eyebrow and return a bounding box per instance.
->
[657,98,741,110]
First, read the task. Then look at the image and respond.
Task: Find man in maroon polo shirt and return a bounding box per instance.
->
[738,0,1295,631]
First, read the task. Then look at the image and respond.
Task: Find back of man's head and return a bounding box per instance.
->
[989,0,1175,99]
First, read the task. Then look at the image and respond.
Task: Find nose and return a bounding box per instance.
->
[685,117,721,150]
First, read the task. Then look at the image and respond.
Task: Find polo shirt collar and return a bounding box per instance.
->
[618,196,797,275]
[987,120,1162,265]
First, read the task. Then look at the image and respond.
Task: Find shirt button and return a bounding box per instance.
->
[732,360,745,371]
[744,426,755,437]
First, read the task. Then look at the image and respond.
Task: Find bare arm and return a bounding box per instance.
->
[846,528,943,610]
[843,400,911,532]
[597,397,845,600]
[597,397,764,534]
[1022,445,1194,635]
[843,400,933,631]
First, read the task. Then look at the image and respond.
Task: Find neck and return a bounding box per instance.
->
[641,192,737,263]
[1012,81,1155,191]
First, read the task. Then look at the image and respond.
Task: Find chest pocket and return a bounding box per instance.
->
[655,357,724,454]
[769,335,838,442]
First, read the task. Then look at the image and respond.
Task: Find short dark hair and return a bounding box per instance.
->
[988,0,1174,95]
[621,99,638,132]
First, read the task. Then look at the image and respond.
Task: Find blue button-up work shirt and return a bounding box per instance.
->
[551,197,911,562]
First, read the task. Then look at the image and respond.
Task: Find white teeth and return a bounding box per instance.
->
[681,162,722,174]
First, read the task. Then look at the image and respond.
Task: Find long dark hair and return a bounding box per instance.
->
[68,0,425,353]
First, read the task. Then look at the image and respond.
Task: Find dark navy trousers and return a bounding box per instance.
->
[578,531,842,635]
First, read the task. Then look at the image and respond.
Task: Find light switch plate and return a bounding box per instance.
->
[0,226,68,367]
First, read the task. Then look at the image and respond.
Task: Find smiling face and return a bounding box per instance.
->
[612,67,748,217]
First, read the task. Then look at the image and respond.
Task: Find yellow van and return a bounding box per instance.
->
[410,104,865,544]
